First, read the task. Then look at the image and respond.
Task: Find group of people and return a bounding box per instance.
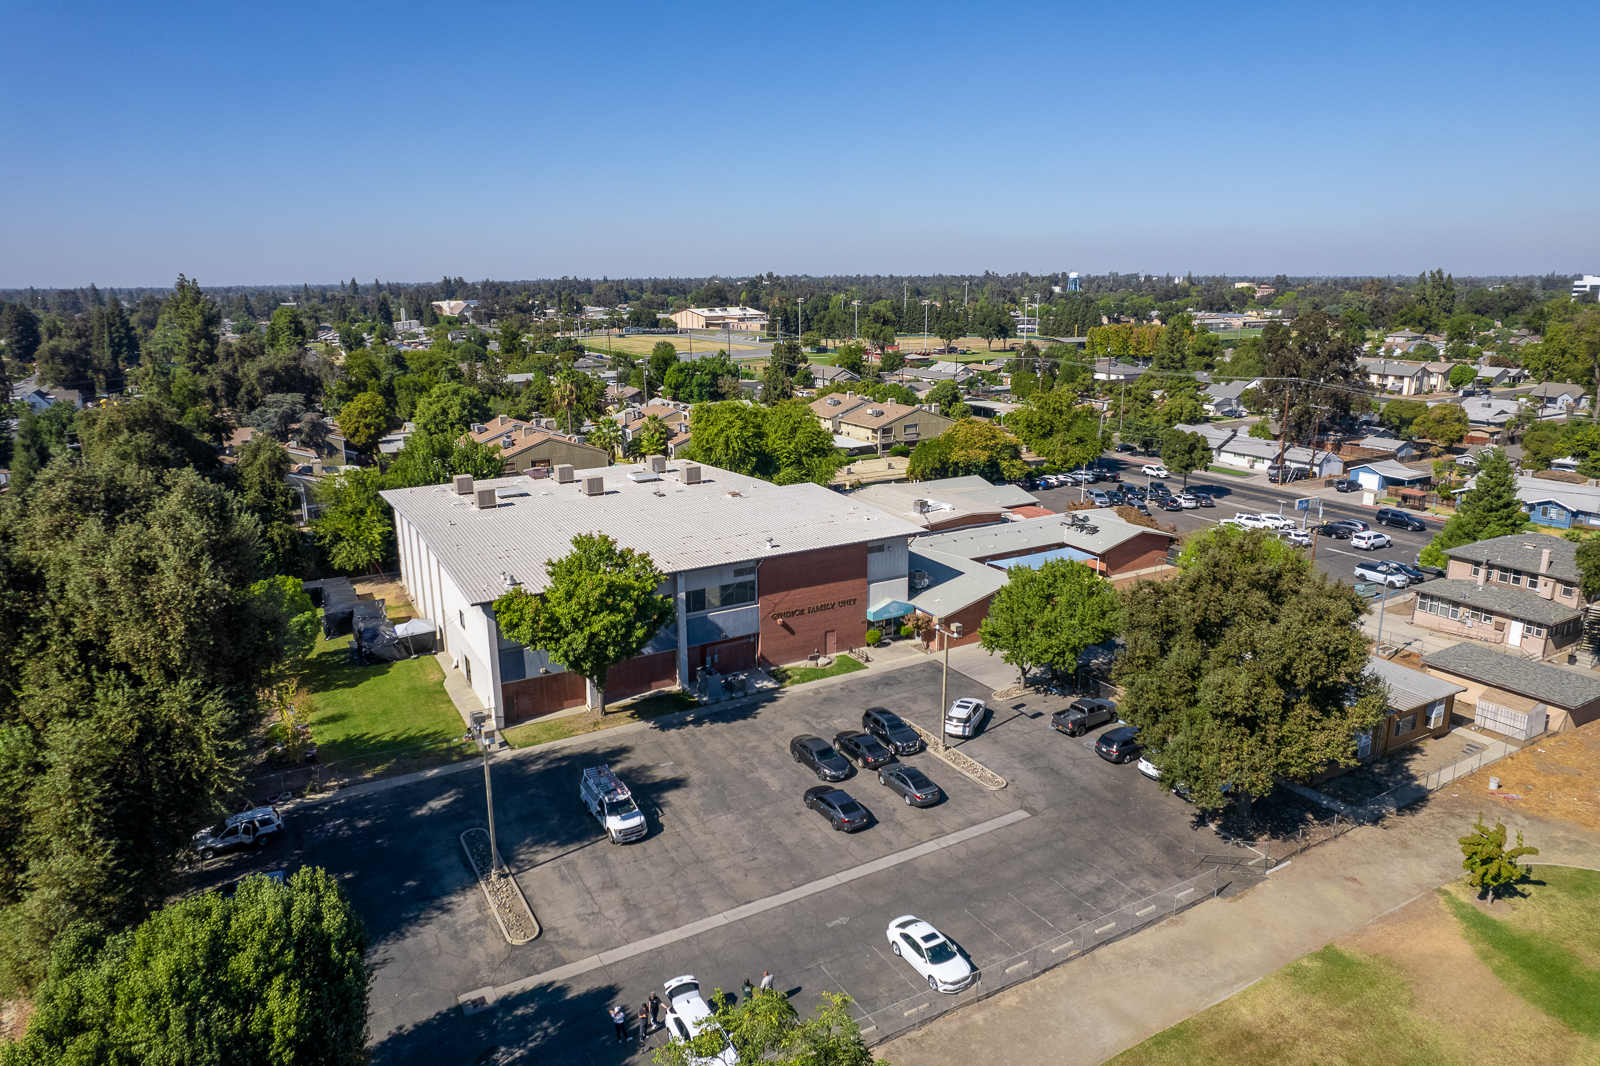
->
[611,971,775,1048]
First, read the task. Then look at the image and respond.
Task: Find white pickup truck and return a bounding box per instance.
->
[580,765,647,844]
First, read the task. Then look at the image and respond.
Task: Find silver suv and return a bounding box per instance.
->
[943,698,988,737]
[193,807,283,860]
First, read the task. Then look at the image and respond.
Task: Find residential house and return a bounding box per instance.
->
[1474,365,1525,388]
[1202,379,1257,415]
[604,383,643,407]
[1423,641,1600,736]
[1523,382,1583,415]
[1457,397,1521,429]
[466,416,610,473]
[377,422,418,456]
[1345,460,1431,494]
[1170,423,1238,461]
[1213,436,1344,477]
[1354,435,1418,460]
[1360,359,1430,396]
[1409,533,1586,658]
[808,394,953,456]
[1092,359,1145,383]
[1354,657,1466,761]
[431,299,479,318]
[810,365,861,387]
[854,476,1041,533]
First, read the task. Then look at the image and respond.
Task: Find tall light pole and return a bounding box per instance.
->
[464,720,506,878]
[935,620,964,752]
[922,298,932,354]
[797,297,806,346]
[852,299,860,340]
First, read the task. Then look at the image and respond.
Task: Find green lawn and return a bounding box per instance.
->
[1206,465,1255,478]
[294,628,466,766]
[768,654,866,687]
[501,691,698,749]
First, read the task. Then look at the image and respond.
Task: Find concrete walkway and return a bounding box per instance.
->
[878,788,1600,1066]
[435,651,487,730]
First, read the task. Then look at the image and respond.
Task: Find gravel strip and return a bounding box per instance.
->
[905,722,1007,791]
[460,829,541,945]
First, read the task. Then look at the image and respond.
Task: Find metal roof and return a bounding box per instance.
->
[1423,642,1600,710]
[1348,460,1430,482]
[915,510,1168,561]
[1443,533,1580,584]
[381,462,926,605]
[1418,579,1583,627]
[908,549,1009,617]
[1364,656,1464,711]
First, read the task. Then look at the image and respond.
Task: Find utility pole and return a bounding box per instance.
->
[935,621,964,752]
[464,721,506,877]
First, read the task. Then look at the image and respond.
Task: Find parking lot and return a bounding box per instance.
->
[196,658,1237,1065]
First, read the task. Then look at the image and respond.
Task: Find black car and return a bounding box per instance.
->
[876,765,942,807]
[1161,498,1183,511]
[1123,486,1147,501]
[790,734,852,781]
[1267,467,1307,484]
[833,730,895,770]
[803,786,869,831]
[1095,726,1141,764]
[1332,518,1370,533]
[1314,523,1351,538]
[1051,698,1119,737]
[1374,507,1427,532]
[1333,479,1357,493]
[1105,490,1127,506]
[1134,502,1152,516]
[1389,561,1429,584]
[861,709,922,756]
[1115,442,1138,453]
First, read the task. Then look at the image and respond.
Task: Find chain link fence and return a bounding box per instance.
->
[854,867,1221,1043]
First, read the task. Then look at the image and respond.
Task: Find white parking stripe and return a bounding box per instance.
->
[459,808,1033,1009]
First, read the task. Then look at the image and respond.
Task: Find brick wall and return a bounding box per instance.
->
[759,544,869,666]
[1100,532,1173,576]
[606,650,678,700]
[916,597,994,649]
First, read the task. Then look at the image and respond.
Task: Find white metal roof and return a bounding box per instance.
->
[381,462,926,605]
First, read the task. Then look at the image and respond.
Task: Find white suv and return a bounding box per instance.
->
[1257,514,1295,530]
[1350,530,1392,551]
[1232,512,1270,529]
[943,698,988,737]
[661,976,737,1066]
[1140,464,1171,478]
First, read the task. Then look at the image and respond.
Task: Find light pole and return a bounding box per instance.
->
[797,297,806,347]
[464,720,506,877]
[935,620,964,752]
[852,299,860,340]
[922,299,932,354]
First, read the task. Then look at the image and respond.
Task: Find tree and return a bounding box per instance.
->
[1161,429,1212,486]
[412,381,490,438]
[1458,814,1538,904]
[1448,363,1478,388]
[162,274,222,370]
[237,436,302,572]
[1114,526,1388,812]
[265,305,307,351]
[586,417,623,459]
[335,391,389,454]
[0,302,42,363]
[492,533,675,716]
[652,990,880,1066]
[906,419,1026,482]
[978,559,1120,685]
[1004,386,1106,470]
[2,867,369,1066]
[313,467,391,573]
[927,379,970,419]
[762,358,795,404]
[245,392,309,440]
[1412,403,1469,449]
[649,341,680,391]
[1419,447,1527,567]
[834,343,866,377]
[879,350,906,376]
[77,397,220,474]
[1380,399,1428,438]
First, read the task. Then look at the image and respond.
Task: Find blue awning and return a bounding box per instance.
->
[866,599,915,621]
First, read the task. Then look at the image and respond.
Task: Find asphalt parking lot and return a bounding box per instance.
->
[198,658,1232,1065]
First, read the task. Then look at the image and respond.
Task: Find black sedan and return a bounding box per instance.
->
[1315,523,1353,539]
[803,786,869,831]
[877,766,942,807]
[790,734,852,781]
[1161,497,1183,512]
[862,709,922,755]
[833,730,895,770]
[1134,502,1152,516]
[1105,490,1127,505]
[1123,486,1147,501]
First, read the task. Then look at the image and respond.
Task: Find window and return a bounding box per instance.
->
[867,543,886,555]
[1393,713,1417,735]
[459,609,465,629]
[686,577,757,613]
[1471,563,1481,578]
[1539,506,1551,518]
[1509,570,1522,587]
[1523,620,1547,638]
[1560,582,1575,598]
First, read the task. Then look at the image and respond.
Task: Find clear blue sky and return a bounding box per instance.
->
[3,0,1596,287]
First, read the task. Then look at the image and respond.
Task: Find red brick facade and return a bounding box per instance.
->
[758,544,869,666]
[606,650,678,700]
[916,597,994,649]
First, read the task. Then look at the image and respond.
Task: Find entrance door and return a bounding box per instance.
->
[1507,620,1524,648]
[825,630,837,655]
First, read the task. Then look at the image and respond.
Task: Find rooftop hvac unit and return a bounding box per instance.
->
[869,409,884,416]
[826,396,841,406]
[473,486,498,509]
[470,423,487,434]
[681,463,702,485]
[582,475,605,497]
[453,474,474,495]
[911,570,930,590]
[555,464,575,484]
[649,454,667,473]
[912,498,929,514]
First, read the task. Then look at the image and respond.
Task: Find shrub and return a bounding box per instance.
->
[888,444,910,458]
[899,624,914,638]
[865,628,882,645]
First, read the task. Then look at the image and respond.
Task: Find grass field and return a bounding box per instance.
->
[501,691,698,749]
[1108,867,1600,1066]
[1207,465,1256,477]
[768,654,867,687]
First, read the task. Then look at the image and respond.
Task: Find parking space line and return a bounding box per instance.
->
[462,808,1032,1009]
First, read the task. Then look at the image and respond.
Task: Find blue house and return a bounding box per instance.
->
[1346,460,1432,494]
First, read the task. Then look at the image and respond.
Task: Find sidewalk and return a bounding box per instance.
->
[878,785,1600,1066]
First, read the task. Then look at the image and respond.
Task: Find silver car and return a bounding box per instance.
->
[943,698,987,737]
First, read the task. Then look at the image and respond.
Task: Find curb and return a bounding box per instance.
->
[460,829,540,946]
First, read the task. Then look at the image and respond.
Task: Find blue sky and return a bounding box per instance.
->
[2,0,1596,286]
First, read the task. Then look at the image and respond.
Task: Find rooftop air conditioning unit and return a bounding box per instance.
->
[555,464,575,484]
[582,475,605,497]
[649,455,666,473]
[474,486,497,509]
[911,570,930,590]
[471,423,487,434]
[869,409,884,417]
[453,474,474,495]
[826,397,841,406]
[681,463,702,485]
[912,498,929,514]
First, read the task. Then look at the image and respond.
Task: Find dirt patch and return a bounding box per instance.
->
[352,574,409,606]
[0,998,31,1044]
[1449,722,1600,833]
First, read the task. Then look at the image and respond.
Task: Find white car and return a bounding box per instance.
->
[1136,756,1162,781]
[1350,530,1393,551]
[1140,464,1171,478]
[661,976,738,1066]
[1353,562,1408,588]
[886,916,978,993]
[1176,494,1199,509]
[1257,514,1295,531]
[1232,512,1270,529]
[1278,529,1312,547]
[943,698,988,737]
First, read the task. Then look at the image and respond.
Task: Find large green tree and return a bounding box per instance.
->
[907,418,1026,482]
[978,559,1120,685]
[1,868,369,1066]
[312,467,391,574]
[236,435,302,573]
[1003,386,1106,470]
[1419,447,1527,567]
[1160,429,1212,486]
[493,533,675,716]
[411,381,490,439]
[652,990,880,1066]
[1114,526,1388,811]
[335,391,389,454]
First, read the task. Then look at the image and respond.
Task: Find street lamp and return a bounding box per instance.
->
[463,719,507,878]
[934,620,964,752]
[922,299,932,354]
[797,297,806,346]
[851,299,861,339]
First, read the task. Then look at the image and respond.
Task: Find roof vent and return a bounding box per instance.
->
[473,486,497,509]
[555,464,574,484]
[681,463,702,485]
[649,454,667,473]
[628,469,661,483]
[826,396,841,406]
[869,409,884,417]
[453,474,474,495]
[470,423,487,434]
[582,475,605,496]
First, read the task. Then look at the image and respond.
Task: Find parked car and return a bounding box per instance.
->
[1350,530,1393,551]
[1088,489,1111,507]
[1315,522,1353,539]
[1390,561,1430,583]
[1095,725,1141,764]
[861,710,923,756]
[1413,556,1447,578]
[1362,560,1423,585]
[1134,502,1152,516]
[1278,528,1312,547]
[1141,464,1172,478]
[1101,471,1123,483]
[803,785,870,831]
[1105,489,1127,505]
[790,734,852,781]
[1176,493,1199,509]
[1192,492,1216,508]
[1333,518,1370,532]
[580,764,647,843]
[1353,561,1409,588]
[1136,756,1162,781]
[1333,479,1358,493]
[1123,486,1147,501]
[886,916,978,992]
[943,697,988,737]
[1051,698,1119,737]
[1161,497,1183,511]
[1374,507,1427,532]
[833,730,895,769]
[1258,514,1295,530]
[1267,466,1308,484]
[193,807,283,860]
[1148,481,1169,495]
[662,976,739,1066]
[1233,512,1271,529]
[1115,442,1139,453]
[877,765,943,807]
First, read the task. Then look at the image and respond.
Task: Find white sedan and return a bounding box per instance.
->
[1140,464,1171,478]
[1232,512,1270,529]
[661,975,738,1066]
[1278,529,1312,547]
[1257,514,1295,530]
[1136,756,1162,781]
[886,915,978,993]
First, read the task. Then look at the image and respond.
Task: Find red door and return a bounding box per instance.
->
[825,630,837,655]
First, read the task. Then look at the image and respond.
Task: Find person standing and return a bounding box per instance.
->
[649,992,663,1029]
[638,1002,651,1047]
[759,971,774,995]
[610,1005,627,1042]
[741,978,754,1002]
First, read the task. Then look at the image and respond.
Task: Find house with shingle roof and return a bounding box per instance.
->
[1422,642,1600,735]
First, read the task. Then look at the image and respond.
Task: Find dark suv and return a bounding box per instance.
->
[1051,698,1119,737]
[790,734,851,781]
[861,709,923,755]
[1374,507,1427,532]
[1094,726,1142,764]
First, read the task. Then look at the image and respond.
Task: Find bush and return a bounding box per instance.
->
[865,628,882,645]
[888,443,910,457]
[900,624,914,638]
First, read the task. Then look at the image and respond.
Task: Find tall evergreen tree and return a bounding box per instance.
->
[1,302,43,363]
[1419,446,1527,567]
